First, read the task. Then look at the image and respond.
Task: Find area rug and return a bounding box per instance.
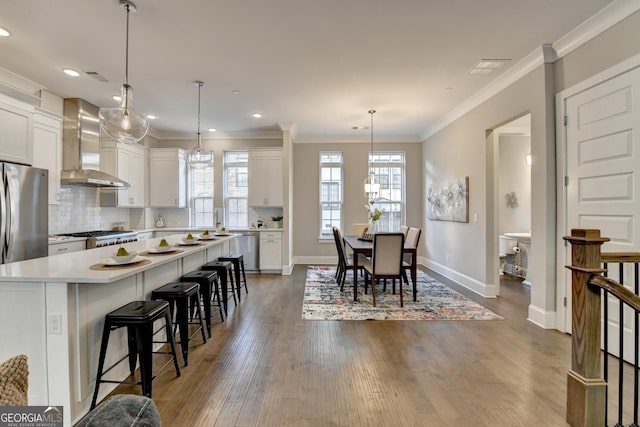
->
[302,266,503,321]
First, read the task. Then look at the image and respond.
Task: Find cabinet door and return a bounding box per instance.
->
[32,115,62,204]
[48,240,85,256]
[248,156,267,206]
[128,148,145,207]
[0,99,33,165]
[149,152,186,207]
[265,156,283,206]
[260,232,282,270]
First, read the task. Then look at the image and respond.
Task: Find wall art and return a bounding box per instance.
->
[427,176,469,222]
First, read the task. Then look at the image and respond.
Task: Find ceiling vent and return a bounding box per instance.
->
[85,71,109,82]
[467,59,511,75]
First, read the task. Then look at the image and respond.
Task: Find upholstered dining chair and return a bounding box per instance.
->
[403,227,422,288]
[361,232,405,307]
[351,223,369,237]
[399,225,409,237]
[332,227,365,291]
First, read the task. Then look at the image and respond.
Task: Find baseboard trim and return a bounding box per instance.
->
[421,257,497,298]
[527,304,557,329]
[292,256,337,267]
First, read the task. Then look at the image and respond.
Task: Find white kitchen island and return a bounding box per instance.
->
[0,233,237,426]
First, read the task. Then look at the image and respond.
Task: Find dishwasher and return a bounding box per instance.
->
[229,231,259,272]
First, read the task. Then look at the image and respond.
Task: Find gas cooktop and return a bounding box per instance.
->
[59,230,135,238]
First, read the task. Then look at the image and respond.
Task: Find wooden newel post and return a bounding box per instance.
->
[563,229,610,427]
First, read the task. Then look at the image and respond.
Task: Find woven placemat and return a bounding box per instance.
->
[89,258,152,271]
[138,248,185,256]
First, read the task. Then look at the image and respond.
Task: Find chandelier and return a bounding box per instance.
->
[364,109,380,202]
[99,0,149,144]
[186,81,213,169]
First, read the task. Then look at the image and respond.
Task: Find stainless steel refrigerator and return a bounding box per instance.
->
[1,162,48,263]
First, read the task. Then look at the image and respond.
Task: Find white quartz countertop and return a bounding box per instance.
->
[48,236,87,244]
[141,227,282,232]
[0,233,237,284]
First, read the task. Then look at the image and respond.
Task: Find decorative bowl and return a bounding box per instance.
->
[111,251,137,263]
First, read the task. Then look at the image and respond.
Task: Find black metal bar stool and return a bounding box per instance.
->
[151,281,207,366]
[218,253,248,302]
[180,270,223,338]
[201,260,236,315]
[90,300,181,410]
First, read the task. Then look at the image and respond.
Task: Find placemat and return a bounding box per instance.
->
[89,258,152,271]
[138,248,185,256]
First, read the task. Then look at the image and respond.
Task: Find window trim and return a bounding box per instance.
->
[319,152,344,240]
[223,150,249,228]
[368,151,406,231]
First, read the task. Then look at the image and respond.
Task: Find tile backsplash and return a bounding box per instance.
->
[49,186,130,234]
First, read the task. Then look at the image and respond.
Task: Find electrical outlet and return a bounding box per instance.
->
[473,213,478,222]
[446,254,451,264]
[48,313,62,335]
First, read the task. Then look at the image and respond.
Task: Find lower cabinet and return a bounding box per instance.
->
[259,231,282,272]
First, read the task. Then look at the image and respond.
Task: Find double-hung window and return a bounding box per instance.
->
[319,152,343,239]
[369,152,405,232]
[224,151,248,227]
[190,162,214,227]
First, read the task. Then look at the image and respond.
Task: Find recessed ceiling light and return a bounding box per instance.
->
[252,113,262,118]
[208,128,217,132]
[63,68,80,77]
[445,87,453,91]
[112,95,122,102]
[0,27,10,37]
[467,59,511,76]
[232,90,240,94]
[145,114,157,120]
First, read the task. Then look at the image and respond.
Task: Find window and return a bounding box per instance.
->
[319,152,343,239]
[369,152,404,232]
[224,151,248,227]
[190,162,214,227]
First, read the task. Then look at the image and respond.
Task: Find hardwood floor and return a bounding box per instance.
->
[108,267,573,426]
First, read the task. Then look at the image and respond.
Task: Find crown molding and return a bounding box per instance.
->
[293,135,422,144]
[149,128,283,141]
[420,0,640,142]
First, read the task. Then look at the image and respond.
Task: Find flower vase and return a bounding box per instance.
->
[369,220,378,235]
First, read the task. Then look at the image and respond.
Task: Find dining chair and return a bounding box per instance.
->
[332,227,365,291]
[399,225,409,237]
[361,232,405,307]
[351,223,369,237]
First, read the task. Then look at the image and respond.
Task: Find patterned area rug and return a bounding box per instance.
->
[303,266,503,321]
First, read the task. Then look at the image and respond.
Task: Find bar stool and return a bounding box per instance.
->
[180,270,223,338]
[151,281,207,366]
[90,300,181,410]
[218,253,248,301]
[201,260,236,315]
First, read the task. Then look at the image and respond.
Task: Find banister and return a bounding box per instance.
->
[588,275,640,313]
[601,252,640,263]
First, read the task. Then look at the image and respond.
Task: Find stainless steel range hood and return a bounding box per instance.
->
[61,98,129,188]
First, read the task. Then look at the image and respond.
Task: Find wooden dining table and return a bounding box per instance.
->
[343,235,417,302]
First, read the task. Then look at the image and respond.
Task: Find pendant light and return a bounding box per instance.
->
[364,109,380,202]
[186,81,213,169]
[99,0,149,144]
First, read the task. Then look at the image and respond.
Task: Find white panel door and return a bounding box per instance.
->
[565,66,640,361]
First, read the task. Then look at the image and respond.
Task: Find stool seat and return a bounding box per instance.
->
[91,300,181,410]
[151,281,207,366]
[218,253,248,300]
[202,260,236,314]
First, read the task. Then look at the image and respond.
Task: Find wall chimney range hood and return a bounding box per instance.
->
[61,98,130,188]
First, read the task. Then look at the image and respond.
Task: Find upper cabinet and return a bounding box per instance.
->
[0,94,34,165]
[32,110,63,204]
[248,149,283,207]
[149,148,186,208]
[100,141,146,207]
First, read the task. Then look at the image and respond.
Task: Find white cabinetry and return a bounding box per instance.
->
[32,110,62,204]
[149,148,186,207]
[249,150,283,206]
[100,141,146,207]
[259,231,282,272]
[136,231,154,240]
[0,94,33,165]
[48,240,85,256]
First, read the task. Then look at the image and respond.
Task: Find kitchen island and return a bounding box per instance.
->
[0,233,237,426]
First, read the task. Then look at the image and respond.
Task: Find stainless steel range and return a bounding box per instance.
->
[59,230,138,249]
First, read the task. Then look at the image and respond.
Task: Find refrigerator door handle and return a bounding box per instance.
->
[0,170,5,263]
[4,170,14,261]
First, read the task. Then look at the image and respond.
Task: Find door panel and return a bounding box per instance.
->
[565,66,640,361]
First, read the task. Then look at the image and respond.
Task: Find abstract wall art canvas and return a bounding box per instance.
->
[427,176,469,222]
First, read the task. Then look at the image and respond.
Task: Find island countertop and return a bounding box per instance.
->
[0,233,237,284]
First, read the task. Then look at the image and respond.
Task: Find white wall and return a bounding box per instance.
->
[499,134,531,235]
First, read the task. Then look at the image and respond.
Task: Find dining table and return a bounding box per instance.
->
[343,235,417,302]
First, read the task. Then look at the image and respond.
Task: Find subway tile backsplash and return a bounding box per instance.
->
[49,186,130,234]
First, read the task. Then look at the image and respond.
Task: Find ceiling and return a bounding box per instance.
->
[0,0,616,141]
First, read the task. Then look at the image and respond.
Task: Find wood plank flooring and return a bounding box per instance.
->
[107,267,574,426]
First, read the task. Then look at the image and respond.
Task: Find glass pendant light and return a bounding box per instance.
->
[186,81,213,169]
[99,0,149,144]
[364,109,380,202]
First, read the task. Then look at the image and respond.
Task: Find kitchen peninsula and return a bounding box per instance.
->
[0,233,237,427]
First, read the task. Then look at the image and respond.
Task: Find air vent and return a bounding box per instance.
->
[85,71,109,82]
[467,59,511,75]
